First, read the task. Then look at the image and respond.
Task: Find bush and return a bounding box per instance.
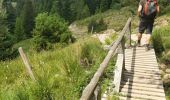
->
[88,18,107,33]
[33,13,74,51]
[152,30,165,56]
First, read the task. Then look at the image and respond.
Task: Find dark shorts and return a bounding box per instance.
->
[139,19,154,34]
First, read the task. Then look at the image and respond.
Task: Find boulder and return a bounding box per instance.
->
[166,68,170,74]
[163,74,170,80]
[159,64,167,71]
[160,70,166,76]
[163,74,170,84]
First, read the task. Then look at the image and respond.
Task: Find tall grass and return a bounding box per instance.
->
[0,37,106,99]
[152,24,170,99]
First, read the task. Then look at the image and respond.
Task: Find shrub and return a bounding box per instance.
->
[152,30,165,56]
[88,18,107,33]
[33,13,74,51]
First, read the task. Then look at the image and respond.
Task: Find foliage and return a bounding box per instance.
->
[88,18,107,33]
[20,0,35,38]
[33,13,74,51]
[0,38,106,99]
[152,30,165,56]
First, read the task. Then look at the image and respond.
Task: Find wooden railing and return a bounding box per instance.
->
[80,17,132,100]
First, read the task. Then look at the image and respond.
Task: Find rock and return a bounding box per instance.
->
[163,79,170,84]
[166,69,170,74]
[103,45,110,50]
[163,74,170,84]
[160,70,166,76]
[163,74,170,80]
[159,64,167,71]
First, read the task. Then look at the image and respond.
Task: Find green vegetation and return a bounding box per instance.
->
[33,13,74,51]
[0,38,106,99]
[1,0,170,99]
[152,25,170,62]
[88,18,107,33]
[152,17,170,99]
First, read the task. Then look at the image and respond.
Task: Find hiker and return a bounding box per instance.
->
[137,0,160,50]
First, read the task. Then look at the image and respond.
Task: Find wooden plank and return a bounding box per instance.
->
[122,78,163,85]
[119,96,145,100]
[120,91,166,100]
[113,54,124,92]
[124,68,160,73]
[123,72,161,80]
[125,58,157,61]
[125,66,159,70]
[120,84,165,93]
[123,71,161,76]
[125,65,159,69]
[121,81,164,89]
[125,63,159,66]
[123,73,161,80]
[123,71,160,77]
[123,75,161,82]
[121,88,165,97]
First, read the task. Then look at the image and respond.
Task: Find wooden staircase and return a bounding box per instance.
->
[119,47,166,100]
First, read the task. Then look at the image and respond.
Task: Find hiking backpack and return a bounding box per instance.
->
[143,0,158,16]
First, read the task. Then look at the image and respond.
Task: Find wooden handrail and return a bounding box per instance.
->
[80,17,132,100]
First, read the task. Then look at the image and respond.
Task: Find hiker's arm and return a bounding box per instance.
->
[157,6,160,13]
[137,5,142,16]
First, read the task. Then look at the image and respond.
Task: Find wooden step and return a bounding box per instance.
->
[121,88,165,97]
[120,84,165,93]
[125,66,159,71]
[124,68,160,73]
[120,91,165,100]
[121,81,164,89]
[122,78,162,85]
[125,65,159,69]
[119,96,145,100]
[123,73,161,80]
[124,70,160,75]
[123,72,161,80]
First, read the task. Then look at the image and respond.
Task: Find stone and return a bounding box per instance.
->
[166,69,170,74]
[163,74,170,84]
[163,74,170,80]
[159,64,167,71]
[160,70,166,76]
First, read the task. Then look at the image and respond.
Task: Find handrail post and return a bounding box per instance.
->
[18,47,36,81]
[129,22,132,47]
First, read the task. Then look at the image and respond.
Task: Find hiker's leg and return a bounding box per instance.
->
[138,20,146,46]
[146,34,151,44]
[146,21,154,45]
[145,21,154,51]
[137,33,142,44]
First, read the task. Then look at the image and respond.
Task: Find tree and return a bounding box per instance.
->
[14,17,24,40]
[2,0,16,33]
[33,13,74,51]
[20,0,35,38]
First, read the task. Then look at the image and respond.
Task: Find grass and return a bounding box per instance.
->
[0,37,107,99]
[152,23,170,99]
[76,7,138,32]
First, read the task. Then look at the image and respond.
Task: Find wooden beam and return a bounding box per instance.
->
[113,54,124,92]
[18,47,36,81]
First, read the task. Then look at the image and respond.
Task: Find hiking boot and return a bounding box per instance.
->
[145,44,150,51]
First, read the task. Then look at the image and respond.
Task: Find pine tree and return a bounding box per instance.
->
[14,17,24,40]
[20,0,35,38]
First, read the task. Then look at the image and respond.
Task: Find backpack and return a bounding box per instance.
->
[142,0,158,19]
